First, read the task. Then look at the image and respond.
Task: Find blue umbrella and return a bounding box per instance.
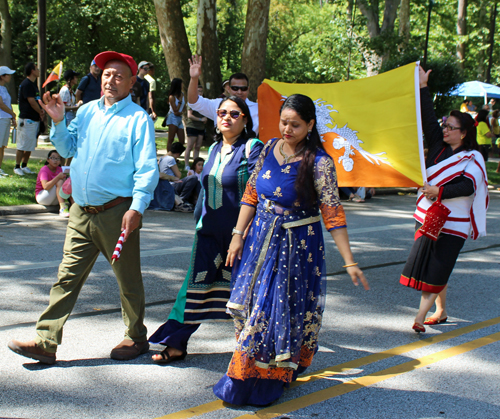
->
[450,81,500,103]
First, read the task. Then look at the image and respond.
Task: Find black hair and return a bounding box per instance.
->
[45,150,61,165]
[214,96,255,143]
[229,73,249,85]
[168,78,183,97]
[25,62,36,77]
[450,110,479,151]
[191,157,205,169]
[476,109,489,123]
[280,94,324,207]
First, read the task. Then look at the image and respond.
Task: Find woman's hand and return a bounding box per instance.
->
[346,266,370,290]
[419,65,431,89]
[188,55,202,79]
[421,182,440,200]
[226,235,244,267]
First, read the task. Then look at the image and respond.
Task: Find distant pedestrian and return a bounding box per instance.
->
[136,61,150,111]
[184,84,207,170]
[145,63,157,120]
[15,62,44,176]
[8,51,159,365]
[0,66,17,177]
[75,60,102,104]
[166,78,185,152]
[58,69,81,126]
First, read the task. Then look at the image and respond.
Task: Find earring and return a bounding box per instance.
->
[216,127,221,134]
[307,130,312,141]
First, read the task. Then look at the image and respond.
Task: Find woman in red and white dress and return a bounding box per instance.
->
[400,66,489,333]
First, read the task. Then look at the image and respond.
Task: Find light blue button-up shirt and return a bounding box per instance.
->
[50,95,159,214]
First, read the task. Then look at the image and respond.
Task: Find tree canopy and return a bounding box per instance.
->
[3,0,499,113]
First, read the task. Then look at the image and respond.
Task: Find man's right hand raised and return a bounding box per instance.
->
[188,55,202,79]
[38,92,65,124]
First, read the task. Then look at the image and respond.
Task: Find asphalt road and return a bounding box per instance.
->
[1,191,499,419]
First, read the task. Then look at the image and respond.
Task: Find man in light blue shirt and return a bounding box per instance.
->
[8,52,159,365]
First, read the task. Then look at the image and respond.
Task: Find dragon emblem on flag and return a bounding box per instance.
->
[282,96,391,172]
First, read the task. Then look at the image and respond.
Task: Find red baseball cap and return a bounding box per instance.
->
[93,51,138,76]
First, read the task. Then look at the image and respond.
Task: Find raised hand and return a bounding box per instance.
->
[188,55,202,79]
[38,92,65,124]
[419,65,431,89]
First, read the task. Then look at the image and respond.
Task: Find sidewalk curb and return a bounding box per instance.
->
[0,204,58,216]
[0,189,417,216]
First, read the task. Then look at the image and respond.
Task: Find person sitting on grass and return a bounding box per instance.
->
[186,157,204,179]
[158,142,200,212]
[35,150,70,217]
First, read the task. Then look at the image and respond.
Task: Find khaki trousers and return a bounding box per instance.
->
[35,200,147,353]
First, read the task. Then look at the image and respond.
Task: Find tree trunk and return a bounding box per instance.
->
[153,0,191,87]
[0,0,15,100]
[475,0,488,81]
[398,0,410,47]
[197,0,221,99]
[456,0,467,70]
[241,0,271,101]
[486,1,498,83]
[356,0,400,76]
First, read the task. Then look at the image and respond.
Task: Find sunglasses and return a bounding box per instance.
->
[230,85,248,92]
[442,123,461,131]
[216,109,245,120]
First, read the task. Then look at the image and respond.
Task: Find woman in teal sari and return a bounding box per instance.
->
[149,96,263,363]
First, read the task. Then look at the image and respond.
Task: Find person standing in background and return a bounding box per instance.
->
[0,66,17,177]
[75,60,102,104]
[144,63,157,121]
[59,69,81,126]
[14,62,44,176]
[136,61,150,112]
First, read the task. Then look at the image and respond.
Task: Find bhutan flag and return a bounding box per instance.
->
[257,62,425,187]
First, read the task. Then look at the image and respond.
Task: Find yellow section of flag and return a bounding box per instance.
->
[257,62,425,187]
[42,61,63,88]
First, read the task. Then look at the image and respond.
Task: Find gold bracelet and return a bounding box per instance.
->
[343,263,358,268]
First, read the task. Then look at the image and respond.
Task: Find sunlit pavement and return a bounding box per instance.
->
[1,191,499,419]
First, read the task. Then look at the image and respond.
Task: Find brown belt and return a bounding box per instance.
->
[82,197,132,214]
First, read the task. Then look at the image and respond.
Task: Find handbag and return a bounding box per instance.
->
[419,187,451,241]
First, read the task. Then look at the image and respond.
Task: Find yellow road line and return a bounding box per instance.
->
[292,315,500,386]
[153,316,500,419]
[234,331,500,419]
[154,401,225,419]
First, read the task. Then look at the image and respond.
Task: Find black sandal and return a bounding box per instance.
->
[153,347,187,364]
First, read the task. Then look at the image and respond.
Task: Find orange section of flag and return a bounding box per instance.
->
[42,62,63,88]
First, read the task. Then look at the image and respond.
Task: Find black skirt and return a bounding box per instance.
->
[400,223,466,293]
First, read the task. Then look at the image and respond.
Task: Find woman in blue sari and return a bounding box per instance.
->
[214,94,369,405]
[149,96,263,362]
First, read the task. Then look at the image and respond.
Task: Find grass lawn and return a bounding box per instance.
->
[0,159,45,206]
[486,161,500,185]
